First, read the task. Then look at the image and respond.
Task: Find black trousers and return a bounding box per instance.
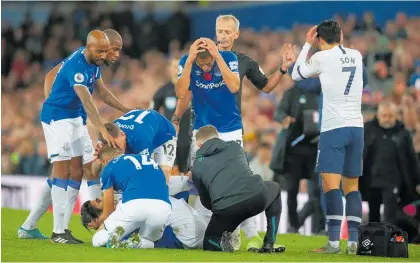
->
[175,144,190,173]
[367,187,399,224]
[285,153,324,233]
[203,181,282,251]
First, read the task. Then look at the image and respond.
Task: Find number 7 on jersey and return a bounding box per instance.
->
[342,66,356,95]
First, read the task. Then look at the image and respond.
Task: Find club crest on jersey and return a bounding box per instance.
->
[305,59,312,66]
[229,61,238,71]
[214,67,222,77]
[74,73,84,83]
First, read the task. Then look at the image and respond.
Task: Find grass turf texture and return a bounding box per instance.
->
[2,208,420,262]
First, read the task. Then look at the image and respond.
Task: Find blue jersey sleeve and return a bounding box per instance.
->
[222,52,239,74]
[177,55,188,79]
[67,64,90,88]
[100,163,114,191]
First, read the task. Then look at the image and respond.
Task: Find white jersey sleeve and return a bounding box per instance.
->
[167,175,192,196]
[291,43,322,81]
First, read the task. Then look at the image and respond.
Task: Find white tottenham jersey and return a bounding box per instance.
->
[292,43,364,132]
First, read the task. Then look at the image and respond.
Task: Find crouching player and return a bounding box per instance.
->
[83,175,206,249]
[83,145,171,248]
[95,109,177,182]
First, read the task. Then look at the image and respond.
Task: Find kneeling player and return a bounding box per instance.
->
[84,145,171,248]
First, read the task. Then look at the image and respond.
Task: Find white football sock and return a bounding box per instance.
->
[22,179,52,230]
[51,179,67,234]
[241,216,260,239]
[63,180,81,230]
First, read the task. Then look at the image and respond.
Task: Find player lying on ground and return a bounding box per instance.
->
[291,20,364,254]
[18,29,126,243]
[82,145,171,248]
[93,109,177,183]
[82,195,206,249]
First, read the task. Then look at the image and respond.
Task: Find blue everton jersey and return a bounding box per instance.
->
[40,46,101,123]
[178,51,242,133]
[100,154,170,204]
[114,109,176,155]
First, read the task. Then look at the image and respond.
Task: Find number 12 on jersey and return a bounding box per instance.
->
[342,66,356,95]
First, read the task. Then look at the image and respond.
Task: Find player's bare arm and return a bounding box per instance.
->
[172,91,192,130]
[44,64,62,99]
[291,26,321,81]
[175,39,206,98]
[74,85,117,147]
[202,38,240,93]
[93,188,115,229]
[261,44,296,93]
[96,77,131,113]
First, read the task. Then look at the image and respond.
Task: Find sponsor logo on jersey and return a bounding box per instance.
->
[214,67,222,77]
[115,122,135,130]
[195,80,226,90]
[195,70,202,76]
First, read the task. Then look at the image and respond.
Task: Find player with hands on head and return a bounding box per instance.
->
[292,20,365,255]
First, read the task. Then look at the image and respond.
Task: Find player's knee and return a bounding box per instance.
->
[92,230,110,247]
[342,176,359,195]
[321,173,341,192]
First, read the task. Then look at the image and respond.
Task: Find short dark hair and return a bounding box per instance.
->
[196,49,211,60]
[98,123,120,143]
[317,19,341,44]
[80,200,102,232]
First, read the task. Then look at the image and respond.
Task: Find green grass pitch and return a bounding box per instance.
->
[2,208,420,262]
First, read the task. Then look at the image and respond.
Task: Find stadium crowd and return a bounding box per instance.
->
[2,4,420,242]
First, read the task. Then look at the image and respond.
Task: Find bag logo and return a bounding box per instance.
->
[362,239,373,248]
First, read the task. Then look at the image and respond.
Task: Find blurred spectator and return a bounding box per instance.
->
[249,142,274,182]
[361,101,420,224]
[368,60,394,96]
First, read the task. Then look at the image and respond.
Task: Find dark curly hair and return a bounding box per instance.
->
[80,200,102,232]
